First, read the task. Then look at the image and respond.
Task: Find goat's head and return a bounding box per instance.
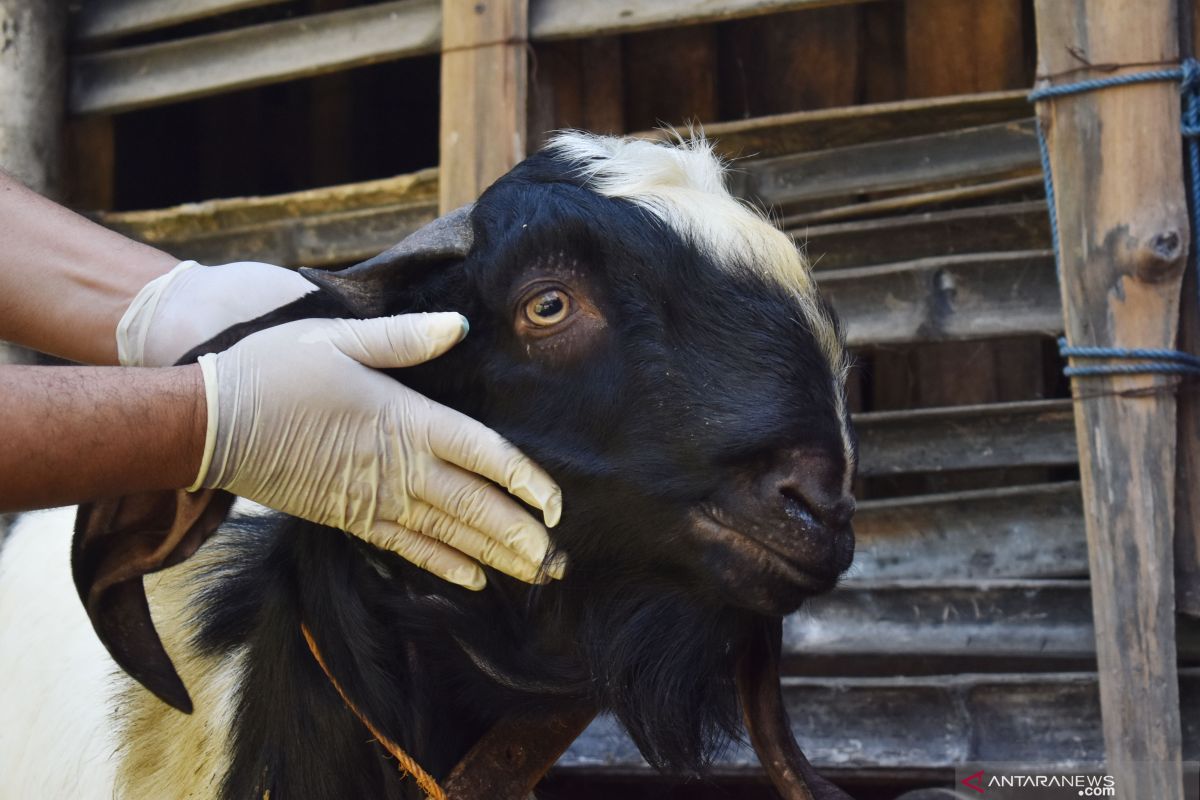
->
[75,132,858,790]
[307,133,856,619]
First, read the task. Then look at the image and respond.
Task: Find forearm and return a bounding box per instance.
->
[0,172,178,365]
[0,365,206,511]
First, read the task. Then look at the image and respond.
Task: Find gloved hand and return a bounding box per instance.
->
[190,312,564,590]
[117,260,317,367]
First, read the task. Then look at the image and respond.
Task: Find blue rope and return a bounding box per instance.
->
[1030,60,1200,379]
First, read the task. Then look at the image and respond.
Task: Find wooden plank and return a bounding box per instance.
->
[528,37,625,151]
[74,0,290,43]
[904,0,1026,99]
[717,5,861,119]
[98,168,438,267]
[530,0,877,40]
[795,200,1050,271]
[1034,4,1187,796]
[439,0,528,212]
[637,90,1030,160]
[69,0,876,115]
[780,175,1044,228]
[854,399,1077,478]
[557,670,1200,777]
[622,25,718,132]
[728,120,1040,209]
[65,115,115,211]
[792,580,1200,659]
[852,483,1086,582]
[70,0,442,115]
[817,250,1061,348]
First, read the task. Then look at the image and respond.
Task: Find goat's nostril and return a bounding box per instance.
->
[779,488,819,527]
[779,486,855,529]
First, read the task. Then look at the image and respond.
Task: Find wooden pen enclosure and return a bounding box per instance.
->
[8,0,1200,796]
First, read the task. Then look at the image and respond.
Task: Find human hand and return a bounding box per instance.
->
[191,312,564,589]
[117,260,316,367]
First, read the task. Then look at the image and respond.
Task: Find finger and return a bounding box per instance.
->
[424,404,563,527]
[404,500,559,583]
[359,521,486,590]
[413,460,553,564]
[324,313,468,370]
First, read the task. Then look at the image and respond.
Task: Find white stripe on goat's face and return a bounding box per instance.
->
[545,131,856,490]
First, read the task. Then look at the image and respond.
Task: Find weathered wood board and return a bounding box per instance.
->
[98,168,438,266]
[74,0,290,43]
[792,580,1200,659]
[852,483,1086,581]
[71,0,442,115]
[70,0,884,115]
[796,201,1049,271]
[728,120,1039,209]
[636,90,1030,158]
[817,251,1061,347]
[556,670,1200,777]
[780,175,1043,228]
[854,399,1077,477]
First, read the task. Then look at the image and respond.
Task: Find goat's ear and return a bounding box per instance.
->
[299,203,475,317]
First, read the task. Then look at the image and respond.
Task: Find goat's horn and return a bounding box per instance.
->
[300,203,475,317]
[736,616,855,800]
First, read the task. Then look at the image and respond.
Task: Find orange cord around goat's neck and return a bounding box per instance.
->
[300,623,448,800]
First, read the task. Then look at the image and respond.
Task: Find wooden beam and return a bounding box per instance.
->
[816,250,1061,347]
[779,175,1043,229]
[796,200,1050,270]
[1033,2,1187,795]
[439,0,528,212]
[792,580,1200,660]
[98,168,438,266]
[70,0,442,115]
[0,0,65,371]
[727,120,1040,209]
[638,90,1030,159]
[852,483,1086,582]
[1,0,66,196]
[73,0,290,43]
[69,0,881,116]
[556,670,1200,778]
[855,399,1076,477]
[531,0,880,40]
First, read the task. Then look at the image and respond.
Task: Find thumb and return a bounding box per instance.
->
[324,312,469,369]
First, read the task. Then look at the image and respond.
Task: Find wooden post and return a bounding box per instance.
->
[1175,0,1200,620]
[1032,2,1186,797]
[439,0,528,214]
[0,0,67,367]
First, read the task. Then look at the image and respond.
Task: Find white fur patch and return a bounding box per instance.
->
[0,507,123,800]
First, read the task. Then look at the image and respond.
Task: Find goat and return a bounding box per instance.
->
[0,132,857,799]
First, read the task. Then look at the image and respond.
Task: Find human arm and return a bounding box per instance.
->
[0,364,205,510]
[0,171,177,365]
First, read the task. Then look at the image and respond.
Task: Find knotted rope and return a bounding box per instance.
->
[1029,59,1200,379]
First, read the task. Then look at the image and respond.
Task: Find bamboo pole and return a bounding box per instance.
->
[438,0,528,213]
[1032,2,1186,797]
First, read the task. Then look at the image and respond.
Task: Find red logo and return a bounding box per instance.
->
[961,770,986,794]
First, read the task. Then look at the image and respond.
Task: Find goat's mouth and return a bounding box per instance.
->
[688,508,853,615]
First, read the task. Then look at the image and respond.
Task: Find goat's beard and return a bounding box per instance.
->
[574,583,749,773]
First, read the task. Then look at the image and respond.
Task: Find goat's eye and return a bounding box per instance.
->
[524,289,571,326]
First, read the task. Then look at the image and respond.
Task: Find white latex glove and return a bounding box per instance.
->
[117,260,317,367]
[190,312,565,590]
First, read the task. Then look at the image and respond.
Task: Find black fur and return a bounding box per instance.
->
[183,146,854,799]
